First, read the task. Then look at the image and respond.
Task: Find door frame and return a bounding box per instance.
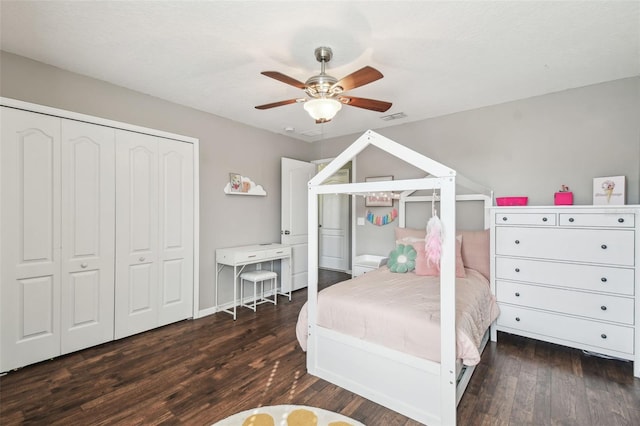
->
[312,158,356,274]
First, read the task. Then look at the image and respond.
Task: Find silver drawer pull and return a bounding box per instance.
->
[515,268,520,272]
[542,217,548,222]
[600,305,607,311]
[515,240,520,245]
[248,255,256,258]
[568,217,575,222]
[502,217,508,221]
[601,277,607,283]
[515,317,521,322]
[601,244,607,250]
[81,263,88,269]
[618,218,624,223]
[139,257,145,262]
[601,334,607,339]
[515,292,520,297]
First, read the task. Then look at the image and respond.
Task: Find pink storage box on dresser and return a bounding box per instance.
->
[496,197,528,206]
[554,191,573,205]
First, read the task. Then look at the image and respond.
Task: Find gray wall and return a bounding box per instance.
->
[3,50,638,308]
[0,51,315,312]
[312,77,640,257]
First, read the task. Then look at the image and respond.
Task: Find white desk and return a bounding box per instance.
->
[215,243,292,320]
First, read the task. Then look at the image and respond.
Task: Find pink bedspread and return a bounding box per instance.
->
[296,267,499,366]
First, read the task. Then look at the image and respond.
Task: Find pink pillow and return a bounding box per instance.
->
[394,227,426,241]
[414,235,466,278]
[459,229,490,281]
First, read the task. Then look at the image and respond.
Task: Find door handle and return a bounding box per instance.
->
[284,230,290,235]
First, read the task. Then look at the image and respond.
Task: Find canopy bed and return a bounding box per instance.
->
[303,130,495,426]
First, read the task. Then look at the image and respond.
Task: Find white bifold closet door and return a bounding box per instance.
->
[1,103,196,372]
[157,139,194,326]
[114,130,193,339]
[1,108,62,371]
[60,120,115,354]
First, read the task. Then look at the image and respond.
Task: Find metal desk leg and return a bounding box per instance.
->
[216,263,241,320]
[231,264,248,320]
[216,262,225,316]
[232,265,237,320]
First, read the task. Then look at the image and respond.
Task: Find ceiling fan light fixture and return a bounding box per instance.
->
[303,98,342,122]
[255,47,391,117]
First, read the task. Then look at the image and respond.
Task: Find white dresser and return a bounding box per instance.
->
[490,206,639,377]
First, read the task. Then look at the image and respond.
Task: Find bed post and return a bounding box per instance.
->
[307,181,319,373]
[440,176,457,426]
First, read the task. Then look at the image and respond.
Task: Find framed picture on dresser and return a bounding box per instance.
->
[593,176,625,205]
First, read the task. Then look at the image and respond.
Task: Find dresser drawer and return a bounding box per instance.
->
[496,281,634,324]
[496,258,635,296]
[495,227,635,266]
[559,213,635,228]
[495,213,556,226]
[497,304,634,354]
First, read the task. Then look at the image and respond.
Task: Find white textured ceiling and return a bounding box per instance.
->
[1,1,639,142]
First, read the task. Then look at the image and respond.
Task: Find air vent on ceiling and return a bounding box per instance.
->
[300,129,323,137]
[380,112,407,121]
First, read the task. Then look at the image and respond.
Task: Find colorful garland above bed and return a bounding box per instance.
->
[366,208,398,226]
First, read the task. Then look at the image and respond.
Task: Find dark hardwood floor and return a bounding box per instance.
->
[1,269,639,425]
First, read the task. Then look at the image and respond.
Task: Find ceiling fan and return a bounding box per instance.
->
[255,47,392,123]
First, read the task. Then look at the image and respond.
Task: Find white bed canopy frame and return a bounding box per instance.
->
[307,130,493,425]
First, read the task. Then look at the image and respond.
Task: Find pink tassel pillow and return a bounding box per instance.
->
[413,235,466,278]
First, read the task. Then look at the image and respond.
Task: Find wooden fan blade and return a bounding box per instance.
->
[255,99,299,110]
[334,66,383,91]
[261,71,306,89]
[338,96,392,112]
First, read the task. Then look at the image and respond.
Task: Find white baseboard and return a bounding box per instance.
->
[196,289,282,319]
[196,306,218,318]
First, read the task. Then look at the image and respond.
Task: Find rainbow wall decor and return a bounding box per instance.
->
[366,208,398,226]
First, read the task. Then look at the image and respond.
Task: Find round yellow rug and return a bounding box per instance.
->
[212,405,365,426]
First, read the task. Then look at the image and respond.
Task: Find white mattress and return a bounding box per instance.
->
[296,267,499,366]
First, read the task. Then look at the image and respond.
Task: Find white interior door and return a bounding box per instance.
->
[60,119,115,354]
[281,157,316,292]
[319,169,350,271]
[157,139,194,326]
[115,130,159,339]
[1,108,61,371]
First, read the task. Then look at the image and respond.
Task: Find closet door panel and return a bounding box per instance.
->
[60,120,115,354]
[129,263,154,311]
[1,107,61,372]
[115,130,159,339]
[158,141,194,325]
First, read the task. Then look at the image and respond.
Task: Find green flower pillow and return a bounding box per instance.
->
[388,244,417,273]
